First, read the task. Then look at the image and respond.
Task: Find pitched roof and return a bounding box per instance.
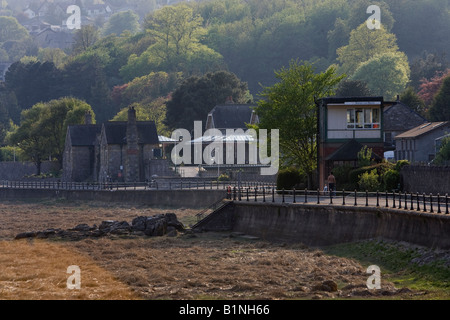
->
[383,101,427,131]
[103,121,159,145]
[395,122,450,139]
[325,139,382,161]
[68,125,102,146]
[209,104,257,129]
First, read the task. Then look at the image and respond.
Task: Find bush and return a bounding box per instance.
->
[349,162,393,190]
[276,167,305,190]
[358,169,381,192]
[395,160,410,171]
[0,146,25,162]
[217,173,230,181]
[383,169,400,191]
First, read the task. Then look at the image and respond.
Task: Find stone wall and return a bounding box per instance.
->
[0,161,59,180]
[401,165,450,195]
[195,202,450,249]
[0,188,227,209]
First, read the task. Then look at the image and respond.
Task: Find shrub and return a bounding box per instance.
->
[217,173,230,181]
[383,169,400,191]
[358,169,381,192]
[276,167,305,190]
[395,159,410,171]
[349,162,393,189]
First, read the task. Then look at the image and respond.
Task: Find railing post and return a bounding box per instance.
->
[365,190,369,207]
[272,188,275,203]
[246,188,249,201]
[423,193,427,212]
[385,191,389,208]
[282,189,284,203]
[376,191,379,207]
[404,192,407,210]
[437,194,441,214]
[398,191,402,209]
[430,194,434,213]
[446,194,449,214]
[392,191,396,208]
[317,189,320,204]
[255,187,258,202]
[416,193,420,211]
[263,187,266,202]
[233,187,236,201]
[303,188,306,203]
[410,193,414,211]
[342,189,346,205]
[354,190,357,206]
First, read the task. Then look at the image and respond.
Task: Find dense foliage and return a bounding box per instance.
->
[1,0,450,165]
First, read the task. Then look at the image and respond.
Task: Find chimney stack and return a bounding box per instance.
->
[126,106,139,182]
[85,111,92,125]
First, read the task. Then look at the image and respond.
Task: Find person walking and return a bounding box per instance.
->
[328,172,336,196]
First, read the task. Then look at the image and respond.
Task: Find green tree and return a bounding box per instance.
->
[428,76,450,121]
[254,60,344,188]
[0,16,29,43]
[71,25,99,55]
[165,70,251,132]
[8,97,95,173]
[112,98,169,137]
[337,23,399,76]
[8,105,47,174]
[400,87,427,117]
[350,52,411,100]
[335,79,372,97]
[434,137,450,165]
[121,3,223,80]
[102,10,140,36]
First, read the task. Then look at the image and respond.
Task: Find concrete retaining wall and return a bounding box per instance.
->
[195,202,450,249]
[0,188,227,209]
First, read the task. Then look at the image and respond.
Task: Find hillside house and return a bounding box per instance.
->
[394,121,450,163]
[383,97,428,151]
[316,96,385,191]
[63,107,165,183]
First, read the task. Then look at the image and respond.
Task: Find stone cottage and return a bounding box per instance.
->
[63,107,162,182]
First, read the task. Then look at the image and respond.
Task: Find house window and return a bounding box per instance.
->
[347,108,380,129]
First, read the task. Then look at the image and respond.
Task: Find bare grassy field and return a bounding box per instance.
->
[0,199,438,300]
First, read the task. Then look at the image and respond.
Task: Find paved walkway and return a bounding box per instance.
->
[231,190,450,215]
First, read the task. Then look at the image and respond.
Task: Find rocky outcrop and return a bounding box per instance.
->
[14,213,185,241]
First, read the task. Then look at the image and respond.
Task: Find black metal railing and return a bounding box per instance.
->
[0,179,276,192]
[228,187,450,215]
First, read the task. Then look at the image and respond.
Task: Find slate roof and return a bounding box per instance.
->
[395,122,450,139]
[209,104,257,129]
[325,139,382,161]
[383,101,427,132]
[67,125,102,146]
[103,121,159,145]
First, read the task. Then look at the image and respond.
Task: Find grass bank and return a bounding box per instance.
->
[323,239,450,299]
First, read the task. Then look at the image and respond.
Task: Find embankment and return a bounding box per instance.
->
[0,188,226,209]
[195,202,450,249]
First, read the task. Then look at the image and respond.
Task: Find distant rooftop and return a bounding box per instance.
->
[395,122,449,139]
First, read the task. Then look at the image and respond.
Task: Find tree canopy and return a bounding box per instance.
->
[253,60,344,187]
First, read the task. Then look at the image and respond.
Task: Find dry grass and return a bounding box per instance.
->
[0,240,138,300]
[0,199,424,300]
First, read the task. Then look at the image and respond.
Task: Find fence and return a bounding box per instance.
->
[0,179,275,192]
[227,187,450,215]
